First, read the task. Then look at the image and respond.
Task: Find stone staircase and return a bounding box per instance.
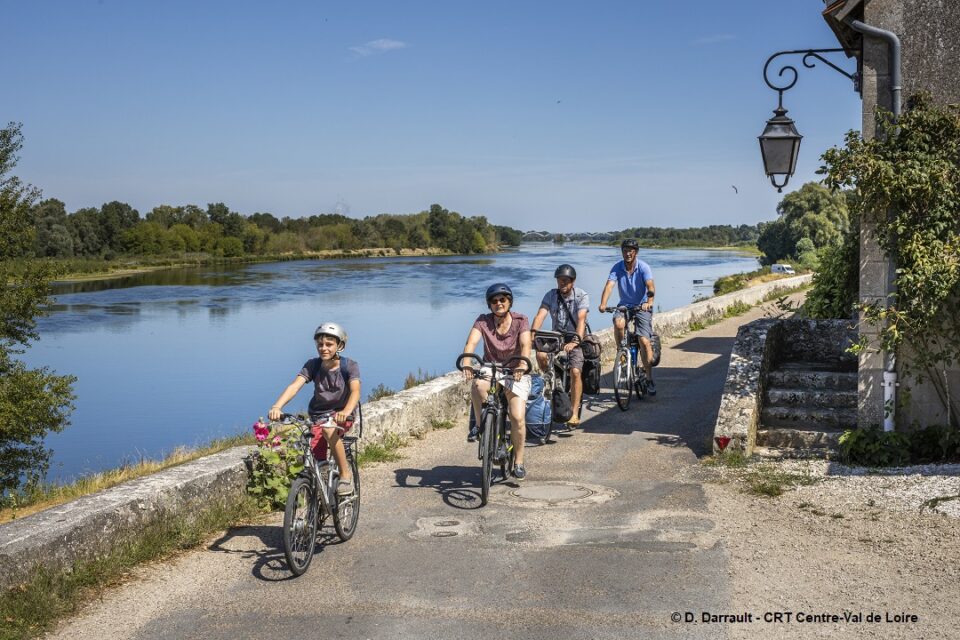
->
[755,321,859,457]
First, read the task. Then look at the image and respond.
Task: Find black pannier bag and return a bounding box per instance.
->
[551,387,573,423]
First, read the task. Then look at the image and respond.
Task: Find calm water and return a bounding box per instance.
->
[24,244,757,482]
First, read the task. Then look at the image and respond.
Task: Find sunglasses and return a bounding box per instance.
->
[490,297,510,305]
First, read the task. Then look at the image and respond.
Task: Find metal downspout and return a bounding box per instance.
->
[846,17,902,431]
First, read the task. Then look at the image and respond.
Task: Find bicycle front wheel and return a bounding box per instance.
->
[283,476,318,576]
[334,453,361,542]
[480,409,496,506]
[613,349,632,411]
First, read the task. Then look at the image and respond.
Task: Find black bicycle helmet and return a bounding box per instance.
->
[621,238,640,250]
[554,264,577,280]
[485,282,513,304]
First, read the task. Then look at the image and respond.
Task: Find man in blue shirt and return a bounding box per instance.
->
[598,238,657,395]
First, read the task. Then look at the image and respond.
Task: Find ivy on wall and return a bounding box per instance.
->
[819,94,960,428]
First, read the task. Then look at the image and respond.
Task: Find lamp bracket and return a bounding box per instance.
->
[763,48,858,109]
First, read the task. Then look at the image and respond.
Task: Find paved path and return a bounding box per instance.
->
[52,304,780,640]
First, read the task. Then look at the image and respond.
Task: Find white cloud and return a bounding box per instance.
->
[349,39,408,57]
[691,34,736,46]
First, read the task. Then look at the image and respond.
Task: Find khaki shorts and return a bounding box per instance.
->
[478,366,531,401]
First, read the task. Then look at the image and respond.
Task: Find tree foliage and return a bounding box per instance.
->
[613,224,759,248]
[756,182,850,265]
[0,123,75,495]
[33,198,520,262]
[820,94,960,427]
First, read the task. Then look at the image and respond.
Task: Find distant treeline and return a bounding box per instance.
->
[30,201,522,260]
[613,225,760,248]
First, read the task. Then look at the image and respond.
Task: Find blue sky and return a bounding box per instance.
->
[4,1,862,232]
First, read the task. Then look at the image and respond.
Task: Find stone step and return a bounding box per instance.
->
[765,387,857,410]
[760,405,857,431]
[756,427,844,450]
[776,359,857,373]
[767,368,857,392]
[753,445,840,460]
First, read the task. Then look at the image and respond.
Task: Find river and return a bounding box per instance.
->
[24,243,757,482]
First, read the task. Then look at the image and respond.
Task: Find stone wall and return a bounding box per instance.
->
[856,0,960,428]
[0,274,810,589]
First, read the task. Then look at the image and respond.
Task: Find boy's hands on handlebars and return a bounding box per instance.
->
[268,406,282,421]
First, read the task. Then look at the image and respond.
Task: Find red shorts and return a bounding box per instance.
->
[309,420,354,460]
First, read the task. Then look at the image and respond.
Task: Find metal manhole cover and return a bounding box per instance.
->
[511,485,593,502]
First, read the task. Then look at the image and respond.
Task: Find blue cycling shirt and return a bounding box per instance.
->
[608,259,654,306]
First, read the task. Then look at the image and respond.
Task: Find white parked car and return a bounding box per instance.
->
[771,263,796,275]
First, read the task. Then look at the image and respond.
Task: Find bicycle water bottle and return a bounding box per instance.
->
[629,344,638,364]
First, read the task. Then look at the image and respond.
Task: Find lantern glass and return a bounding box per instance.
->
[758,107,802,179]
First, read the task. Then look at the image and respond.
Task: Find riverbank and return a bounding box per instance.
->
[52,247,460,283]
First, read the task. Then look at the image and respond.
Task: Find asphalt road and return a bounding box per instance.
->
[52,305,781,640]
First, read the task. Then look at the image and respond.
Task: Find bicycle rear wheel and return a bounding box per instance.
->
[333,452,361,541]
[634,365,647,400]
[480,410,496,506]
[613,348,632,411]
[283,476,318,576]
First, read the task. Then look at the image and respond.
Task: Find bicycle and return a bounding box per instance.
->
[276,411,361,576]
[456,353,532,506]
[533,329,581,444]
[601,306,650,411]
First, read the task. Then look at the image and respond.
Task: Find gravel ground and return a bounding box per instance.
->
[691,458,960,640]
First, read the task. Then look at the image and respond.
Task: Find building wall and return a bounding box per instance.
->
[858,0,960,427]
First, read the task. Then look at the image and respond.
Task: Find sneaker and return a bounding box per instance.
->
[467,423,479,442]
[512,464,527,481]
[337,478,354,496]
[646,380,657,396]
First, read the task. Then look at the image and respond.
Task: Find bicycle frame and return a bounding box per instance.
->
[287,414,357,523]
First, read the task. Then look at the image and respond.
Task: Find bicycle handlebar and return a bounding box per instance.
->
[455,353,533,377]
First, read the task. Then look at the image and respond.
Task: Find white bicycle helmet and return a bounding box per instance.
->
[313,322,347,351]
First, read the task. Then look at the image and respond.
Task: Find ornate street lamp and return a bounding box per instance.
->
[759,48,857,192]
[759,102,802,192]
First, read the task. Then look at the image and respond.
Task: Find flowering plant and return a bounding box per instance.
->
[246,418,304,509]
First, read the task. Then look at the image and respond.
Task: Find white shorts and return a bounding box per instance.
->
[478,366,531,401]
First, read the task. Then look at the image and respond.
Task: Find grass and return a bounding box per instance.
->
[0,494,263,640]
[355,433,406,467]
[403,368,439,390]
[430,419,456,430]
[366,383,396,402]
[743,464,821,497]
[702,454,821,498]
[0,432,254,523]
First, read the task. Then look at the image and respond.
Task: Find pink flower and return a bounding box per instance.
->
[272,435,282,448]
[253,422,270,442]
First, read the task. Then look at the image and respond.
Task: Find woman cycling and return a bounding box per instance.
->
[268,322,361,495]
[461,283,533,480]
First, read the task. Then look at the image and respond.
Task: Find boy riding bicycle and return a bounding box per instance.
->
[268,322,361,495]
[461,283,533,480]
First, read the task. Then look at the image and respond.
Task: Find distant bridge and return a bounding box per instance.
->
[522,231,616,242]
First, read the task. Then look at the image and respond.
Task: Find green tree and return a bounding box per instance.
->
[99,201,140,253]
[757,182,849,264]
[33,198,74,257]
[0,123,75,495]
[67,206,104,256]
